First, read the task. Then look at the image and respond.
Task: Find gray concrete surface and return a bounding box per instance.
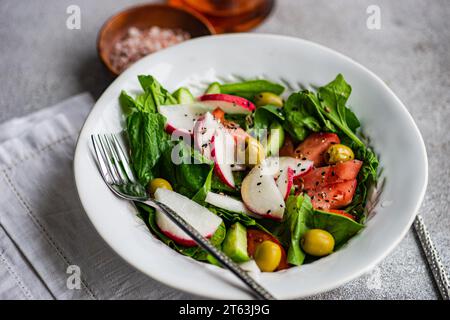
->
[0,0,449,299]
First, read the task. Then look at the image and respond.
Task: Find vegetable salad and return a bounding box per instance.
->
[119,74,379,272]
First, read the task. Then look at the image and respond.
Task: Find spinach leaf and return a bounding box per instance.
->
[316,74,363,147]
[158,142,213,198]
[253,105,285,130]
[283,91,323,141]
[208,206,272,236]
[307,210,364,248]
[126,111,171,185]
[224,113,249,129]
[282,194,313,266]
[137,75,178,110]
[119,91,138,115]
[210,171,245,196]
[219,80,285,100]
[345,145,379,220]
[191,166,214,205]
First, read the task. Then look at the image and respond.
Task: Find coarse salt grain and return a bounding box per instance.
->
[110,26,191,73]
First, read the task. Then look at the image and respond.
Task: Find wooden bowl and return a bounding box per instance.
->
[98,4,216,75]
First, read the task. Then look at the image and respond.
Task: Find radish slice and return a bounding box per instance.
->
[158,102,253,135]
[199,94,255,114]
[241,164,285,220]
[157,103,208,135]
[211,130,236,189]
[205,192,260,219]
[276,167,294,200]
[193,112,221,159]
[154,188,223,247]
[263,156,313,179]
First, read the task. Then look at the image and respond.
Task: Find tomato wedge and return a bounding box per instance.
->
[307,179,357,210]
[247,229,289,271]
[294,132,340,166]
[326,209,356,220]
[279,135,296,157]
[300,160,362,190]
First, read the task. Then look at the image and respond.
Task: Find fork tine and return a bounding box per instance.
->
[110,133,137,183]
[104,134,128,184]
[96,134,122,184]
[91,135,113,184]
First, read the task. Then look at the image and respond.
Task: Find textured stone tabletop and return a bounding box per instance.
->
[1,0,448,299]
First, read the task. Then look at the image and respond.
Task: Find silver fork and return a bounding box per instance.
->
[91,133,275,300]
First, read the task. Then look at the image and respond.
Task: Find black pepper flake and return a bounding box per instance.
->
[321,171,326,176]
[257,182,262,186]
[301,168,306,172]
[331,171,335,176]
[302,157,307,161]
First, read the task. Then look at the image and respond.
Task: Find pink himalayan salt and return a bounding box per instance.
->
[110,26,191,73]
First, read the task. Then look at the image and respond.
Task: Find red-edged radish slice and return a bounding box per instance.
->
[263,156,313,179]
[276,167,294,200]
[193,112,221,159]
[158,103,209,135]
[158,102,254,135]
[211,130,236,189]
[199,94,255,114]
[154,188,223,247]
[241,164,285,220]
[205,192,260,219]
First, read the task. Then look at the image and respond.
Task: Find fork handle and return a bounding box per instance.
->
[141,200,276,300]
[413,215,450,300]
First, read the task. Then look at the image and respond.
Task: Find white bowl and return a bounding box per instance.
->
[74,34,428,299]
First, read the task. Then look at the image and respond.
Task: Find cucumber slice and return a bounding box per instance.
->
[205,82,221,95]
[173,87,195,104]
[266,120,285,156]
[222,222,250,263]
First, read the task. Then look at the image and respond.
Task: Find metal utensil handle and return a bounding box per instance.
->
[142,200,276,300]
[414,215,450,300]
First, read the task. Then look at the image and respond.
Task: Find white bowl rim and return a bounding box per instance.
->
[74,33,428,299]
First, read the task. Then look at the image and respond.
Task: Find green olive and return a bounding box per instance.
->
[245,136,265,165]
[148,178,173,196]
[325,144,355,164]
[254,92,284,108]
[301,229,335,257]
[254,240,282,272]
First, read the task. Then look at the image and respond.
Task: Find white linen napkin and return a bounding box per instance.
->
[0,93,193,300]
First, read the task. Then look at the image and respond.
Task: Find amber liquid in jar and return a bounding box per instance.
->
[169,0,275,33]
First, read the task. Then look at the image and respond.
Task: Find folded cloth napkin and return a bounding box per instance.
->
[0,93,193,300]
